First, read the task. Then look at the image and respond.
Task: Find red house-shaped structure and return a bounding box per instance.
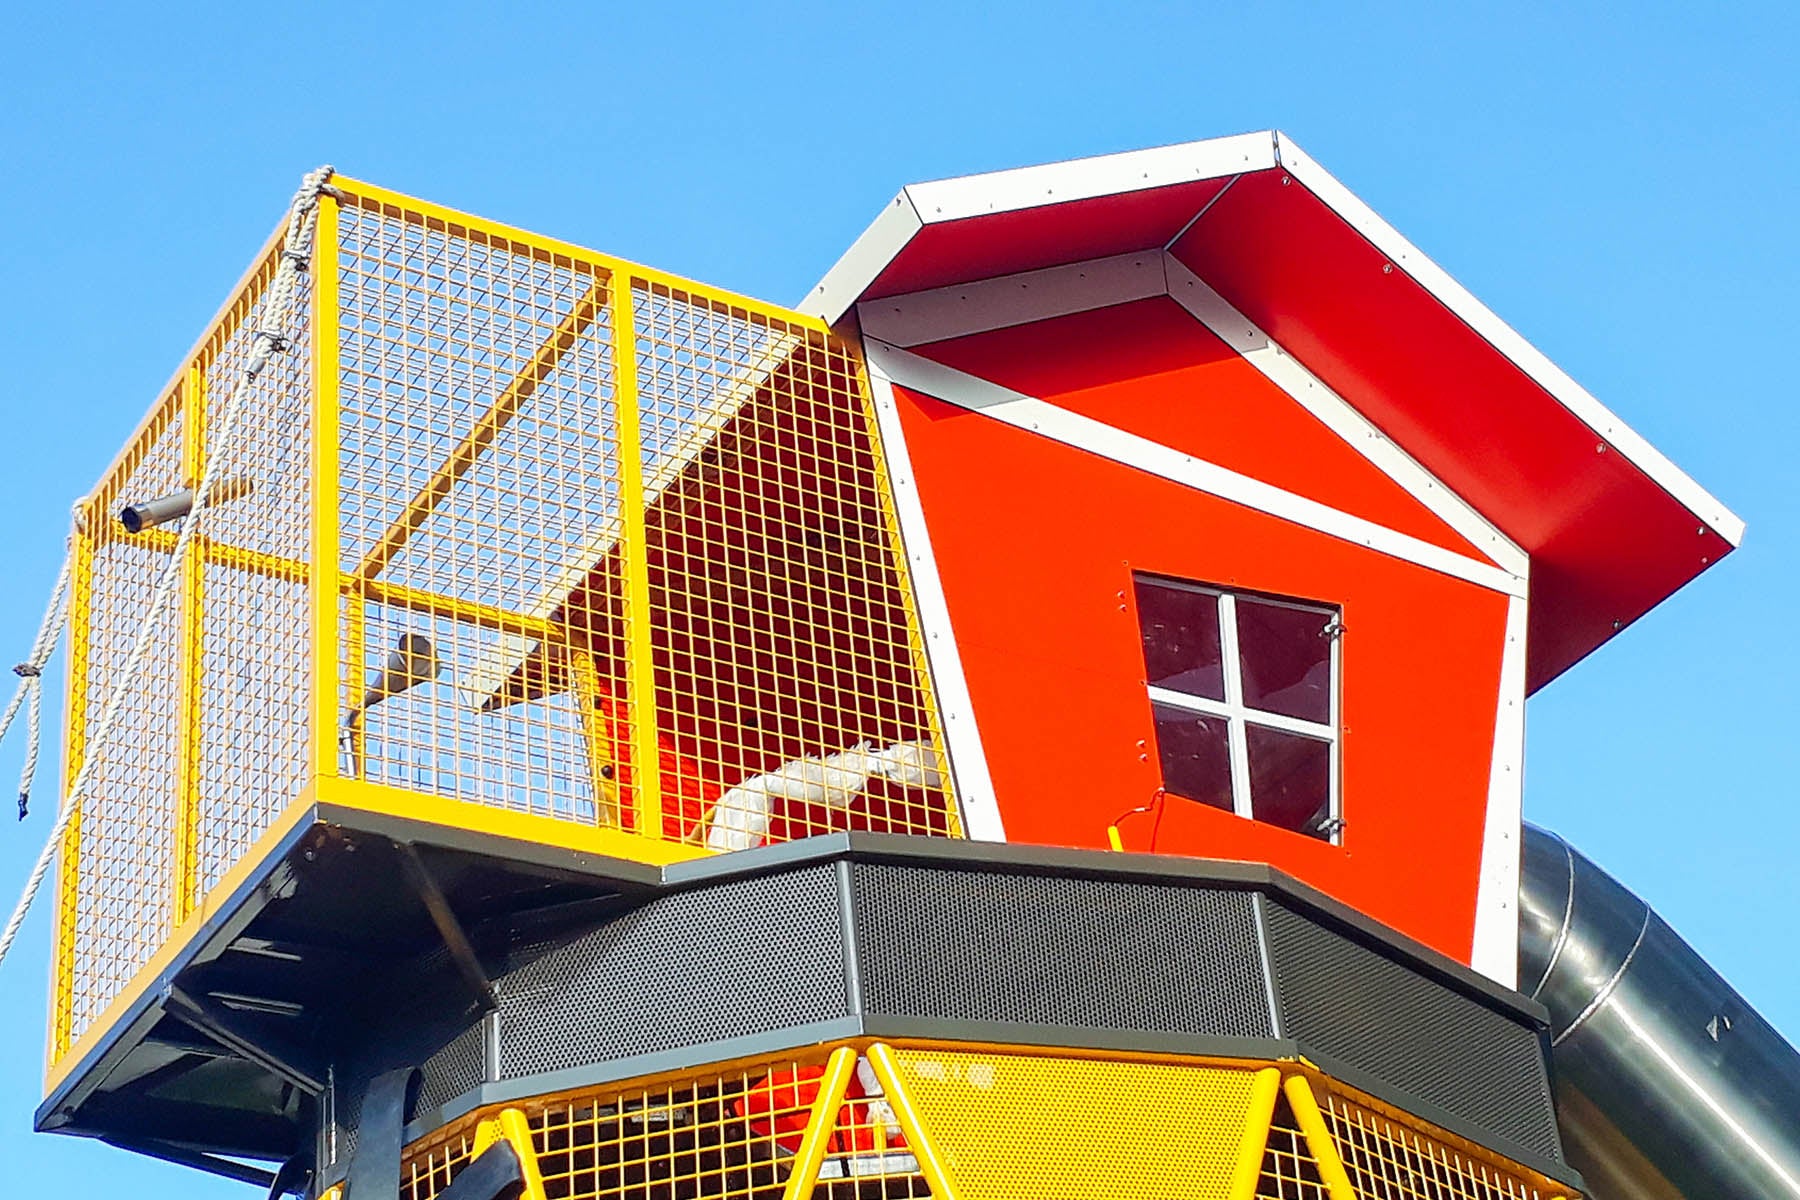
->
[803,130,1742,983]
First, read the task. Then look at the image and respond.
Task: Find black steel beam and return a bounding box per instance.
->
[162,985,324,1096]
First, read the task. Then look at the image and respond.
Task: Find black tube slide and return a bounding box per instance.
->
[1519,824,1800,1200]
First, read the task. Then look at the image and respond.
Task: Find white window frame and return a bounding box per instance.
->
[1140,577,1342,843]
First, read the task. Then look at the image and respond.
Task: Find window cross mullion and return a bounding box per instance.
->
[1216,593,1254,820]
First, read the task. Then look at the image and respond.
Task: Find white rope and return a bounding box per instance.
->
[0,551,73,819]
[0,165,334,970]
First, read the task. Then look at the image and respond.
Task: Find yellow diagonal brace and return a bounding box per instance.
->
[353,279,606,583]
[865,1043,959,1200]
[1227,1067,1283,1200]
[779,1047,859,1200]
[1284,1075,1358,1200]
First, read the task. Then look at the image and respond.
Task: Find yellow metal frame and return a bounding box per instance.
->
[49,175,967,1083]
[381,1040,1578,1200]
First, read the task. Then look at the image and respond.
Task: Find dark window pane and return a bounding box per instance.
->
[1246,724,1332,839]
[1237,597,1334,724]
[1135,578,1224,700]
[1150,703,1234,812]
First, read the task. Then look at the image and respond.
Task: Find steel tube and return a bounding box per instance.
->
[1520,824,1800,1200]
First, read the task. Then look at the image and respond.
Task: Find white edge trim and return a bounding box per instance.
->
[1470,591,1528,986]
[904,132,1277,224]
[1274,131,1744,547]
[800,191,924,324]
[863,363,1007,842]
[856,251,1168,348]
[1163,254,1530,576]
[866,338,1528,600]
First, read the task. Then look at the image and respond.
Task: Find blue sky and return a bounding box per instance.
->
[1,2,1795,1194]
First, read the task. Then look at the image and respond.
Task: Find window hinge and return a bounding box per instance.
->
[1320,618,1347,641]
[1315,816,1346,838]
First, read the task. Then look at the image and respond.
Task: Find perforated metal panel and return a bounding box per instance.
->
[1264,900,1561,1159]
[499,866,847,1077]
[852,864,1273,1037]
[885,1046,1260,1199]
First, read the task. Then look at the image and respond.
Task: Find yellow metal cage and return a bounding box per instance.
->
[51,178,961,1072]
[384,1042,1578,1200]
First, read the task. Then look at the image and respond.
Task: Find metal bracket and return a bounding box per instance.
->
[162,984,324,1096]
[398,844,499,1014]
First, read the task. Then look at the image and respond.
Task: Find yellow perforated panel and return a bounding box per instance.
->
[883,1047,1260,1199]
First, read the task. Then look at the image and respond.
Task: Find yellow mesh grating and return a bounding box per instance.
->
[1323,1090,1557,1200]
[401,1127,476,1200]
[522,1057,841,1199]
[881,1046,1261,1199]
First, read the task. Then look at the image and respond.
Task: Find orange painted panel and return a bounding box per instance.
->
[917,298,1489,564]
[892,383,1508,962]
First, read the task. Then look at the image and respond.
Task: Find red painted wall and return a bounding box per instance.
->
[890,369,1510,962]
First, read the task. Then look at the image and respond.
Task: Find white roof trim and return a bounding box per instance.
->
[1163,254,1529,576]
[1272,131,1744,547]
[903,132,1277,223]
[803,190,924,324]
[866,337,1526,599]
[801,132,1278,324]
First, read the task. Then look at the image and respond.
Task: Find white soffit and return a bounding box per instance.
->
[801,132,1279,324]
[1272,131,1744,547]
[856,252,1168,348]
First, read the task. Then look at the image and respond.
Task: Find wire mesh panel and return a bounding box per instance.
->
[59,401,185,1053]
[401,1127,476,1200]
[53,236,313,1060]
[1323,1089,1558,1200]
[332,195,623,821]
[325,180,958,853]
[525,1056,828,1199]
[630,282,956,850]
[1260,1094,1331,1200]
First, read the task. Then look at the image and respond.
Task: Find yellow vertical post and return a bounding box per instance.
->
[864,1043,959,1200]
[309,194,342,782]
[171,365,206,929]
[1283,1075,1358,1200]
[1227,1067,1283,1200]
[569,647,621,827]
[49,508,95,1065]
[779,1047,859,1200]
[609,271,661,837]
